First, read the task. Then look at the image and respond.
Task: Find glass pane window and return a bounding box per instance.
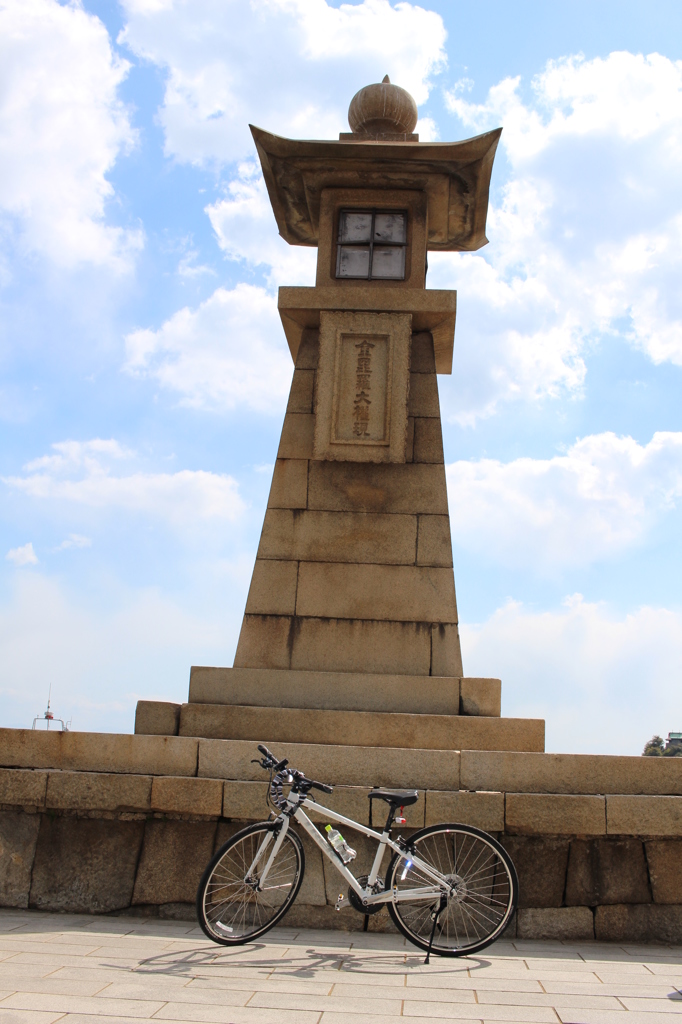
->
[338,211,373,243]
[336,209,407,280]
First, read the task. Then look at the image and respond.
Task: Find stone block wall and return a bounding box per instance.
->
[2,763,682,941]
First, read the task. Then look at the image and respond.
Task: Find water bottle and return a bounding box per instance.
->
[325,825,356,863]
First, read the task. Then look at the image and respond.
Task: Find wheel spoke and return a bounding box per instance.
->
[388,826,516,957]
[198,827,302,944]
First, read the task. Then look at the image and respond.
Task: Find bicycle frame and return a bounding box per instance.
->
[248,791,449,909]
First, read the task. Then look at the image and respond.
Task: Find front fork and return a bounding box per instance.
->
[245,818,290,889]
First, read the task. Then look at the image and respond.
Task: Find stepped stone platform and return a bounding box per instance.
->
[2,727,682,941]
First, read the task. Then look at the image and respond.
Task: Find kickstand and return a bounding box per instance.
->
[424,894,448,965]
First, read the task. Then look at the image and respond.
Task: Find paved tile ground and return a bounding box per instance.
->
[0,909,680,1024]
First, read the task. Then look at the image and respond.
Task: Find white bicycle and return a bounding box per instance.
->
[196,745,518,960]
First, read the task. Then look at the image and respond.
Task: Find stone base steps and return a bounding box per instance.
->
[187,666,501,717]
[155,701,545,753]
[4,729,682,798]
[1,755,682,940]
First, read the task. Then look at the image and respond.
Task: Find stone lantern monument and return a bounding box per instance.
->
[142,77,545,758]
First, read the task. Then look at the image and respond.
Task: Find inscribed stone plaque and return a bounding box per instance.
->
[314,311,411,463]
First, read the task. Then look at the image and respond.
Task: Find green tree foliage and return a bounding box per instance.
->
[643,735,664,756]
[643,735,682,756]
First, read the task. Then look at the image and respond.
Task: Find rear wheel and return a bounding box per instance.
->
[386,823,517,957]
[197,822,304,944]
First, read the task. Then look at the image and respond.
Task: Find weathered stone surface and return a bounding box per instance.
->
[132,819,217,905]
[0,728,199,777]
[287,368,315,413]
[0,768,47,808]
[460,678,501,718]
[505,794,605,835]
[460,749,682,795]
[134,701,181,736]
[277,413,314,460]
[502,836,570,908]
[314,311,411,464]
[517,907,594,941]
[151,776,223,817]
[424,790,503,830]
[565,839,651,906]
[645,840,682,903]
[267,459,308,510]
[30,816,144,913]
[190,665,461,715]
[294,328,319,370]
[416,515,452,568]
[258,508,418,566]
[413,418,443,463]
[295,562,458,623]
[0,811,40,908]
[198,737,460,790]
[223,780,270,820]
[234,615,436,675]
[407,372,439,417]
[46,771,151,812]
[595,904,682,943]
[292,617,433,675]
[245,559,298,616]
[180,702,543,752]
[308,461,448,515]
[233,614,292,669]
[430,623,463,678]
[607,794,682,835]
[410,331,436,373]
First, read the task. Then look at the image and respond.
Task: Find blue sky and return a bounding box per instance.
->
[1,0,681,755]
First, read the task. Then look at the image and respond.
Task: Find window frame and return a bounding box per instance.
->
[335,208,408,281]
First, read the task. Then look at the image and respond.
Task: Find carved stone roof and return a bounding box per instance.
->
[250,124,502,252]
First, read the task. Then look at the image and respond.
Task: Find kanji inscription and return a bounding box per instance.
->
[332,334,388,445]
[314,311,411,464]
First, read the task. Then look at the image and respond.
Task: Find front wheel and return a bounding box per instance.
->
[386,823,518,957]
[197,821,304,944]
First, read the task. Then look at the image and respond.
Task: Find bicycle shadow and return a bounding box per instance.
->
[121,944,492,979]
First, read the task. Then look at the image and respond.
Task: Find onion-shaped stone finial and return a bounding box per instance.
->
[348,75,418,136]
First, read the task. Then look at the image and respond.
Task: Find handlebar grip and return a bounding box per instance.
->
[311,780,334,794]
[258,744,274,759]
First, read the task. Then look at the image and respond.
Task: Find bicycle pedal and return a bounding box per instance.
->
[335,894,346,911]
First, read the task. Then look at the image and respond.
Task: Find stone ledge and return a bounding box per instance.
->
[506,793,606,835]
[46,771,152,812]
[517,907,594,940]
[425,790,504,831]
[607,794,682,835]
[462,750,682,796]
[595,903,682,943]
[0,768,47,808]
[151,776,223,817]
[0,729,199,778]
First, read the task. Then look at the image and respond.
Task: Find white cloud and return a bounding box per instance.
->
[206,163,317,288]
[56,534,92,551]
[447,431,682,572]
[432,50,682,422]
[119,0,446,166]
[6,542,38,567]
[0,0,141,270]
[462,595,682,756]
[124,283,294,412]
[3,439,244,525]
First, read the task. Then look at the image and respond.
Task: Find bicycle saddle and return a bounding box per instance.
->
[368,788,419,807]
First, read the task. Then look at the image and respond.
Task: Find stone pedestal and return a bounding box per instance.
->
[136,329,545,758]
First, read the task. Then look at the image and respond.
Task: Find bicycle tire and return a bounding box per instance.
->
[196,821,305,945]
[386,822,518,957]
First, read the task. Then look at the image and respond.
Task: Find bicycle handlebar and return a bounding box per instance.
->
[255,744,333,807]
